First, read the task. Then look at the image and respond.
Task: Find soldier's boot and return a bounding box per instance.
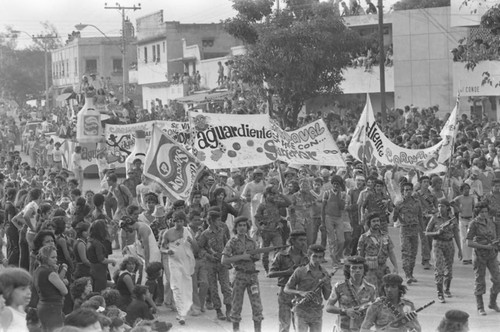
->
[254,320,262,332]
[444,280,452,298]
[233,322,240,332]
[216,308,226,320]
[477,295,487,316]
[488,292,500,312]
[437,283,445,303]
[226,304,232,321]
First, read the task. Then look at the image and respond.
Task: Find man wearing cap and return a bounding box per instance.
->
[326,256,377,332]
[360,274,421,332]
[481,178,500,223]
[222,216,263,332]
[358,212,398,294]
[322,175,346,267]
[357,176,376,226]
[255,185,292,273]
[346,174,366,255]
[466,201,500,315]
[210,171,238,203]
[197,208,232,321]
[425,199,462,303]
[413,176,436,270]
[269,230,309,332]
[393,182,423,285]
[284,244,332,332]
[436,310,469,332]
[361,179,393,233]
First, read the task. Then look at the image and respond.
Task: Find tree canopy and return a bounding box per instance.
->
[224,0,362,127]
[393,0,450,11]
[0,22,62,106]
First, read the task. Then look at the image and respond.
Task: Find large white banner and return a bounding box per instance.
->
[189,112,274,169]
[104,121,190,168]
[349,95,444,171]
[271,119,345,166]
[438,99,459,164]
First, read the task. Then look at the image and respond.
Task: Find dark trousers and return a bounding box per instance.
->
[19,226,30,270]
[6,224,20,266]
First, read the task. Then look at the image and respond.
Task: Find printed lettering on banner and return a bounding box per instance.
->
[104,121,191,168]
[349,95,444,171]
[144,126,203,201]
[189,111,275,169]
[271,119,345,166]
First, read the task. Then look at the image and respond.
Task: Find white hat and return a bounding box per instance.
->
[218,171,228,177]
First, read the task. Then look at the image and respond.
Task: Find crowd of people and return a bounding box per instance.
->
[0,88,498,332]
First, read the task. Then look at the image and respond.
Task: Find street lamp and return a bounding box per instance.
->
[75,23,126,102]
[12,30,51,112]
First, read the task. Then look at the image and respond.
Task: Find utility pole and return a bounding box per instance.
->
[33,34,58,112]
[105,2,141,103]
[377,0,386,126]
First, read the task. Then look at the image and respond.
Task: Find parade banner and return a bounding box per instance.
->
[104,121,191,168]
[144,125,203,201]
[438,99,459,164]
[271,119,345,166]
[348,95,444,171]
[189,112,274,169]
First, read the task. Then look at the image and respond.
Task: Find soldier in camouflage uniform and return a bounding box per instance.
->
[268,230,309,332]
[360,274,421,332]
[393,182,423,285]
[425,199,462,303]
[284,244,332,332]
[255,185,291,273]
[357,212,399,294]
[326,256,377,332]
[222,216,263,332]
[466,201,500,316]
[413,176,436,270]
[197,208,232,320]
[361,179,393,233]
[481,178,500,223]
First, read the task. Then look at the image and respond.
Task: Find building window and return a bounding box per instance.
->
[163,41,165,53]
[113,59,123,73]
[74,58,78,76]
[144,47,148,63]
[85,59,97,74]
[66,60,69,77]
[152,45,156,62]
[156,44,160,62]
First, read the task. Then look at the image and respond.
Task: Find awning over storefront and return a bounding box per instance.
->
[56,93,74,102]
[169,56,197,63]
[175,91,233,103]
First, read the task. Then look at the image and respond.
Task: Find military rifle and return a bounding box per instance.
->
[436,217,457,233]
[380,300,435,331]
[247,245,291,255]
[293,267,341,306]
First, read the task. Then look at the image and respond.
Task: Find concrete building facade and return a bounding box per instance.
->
[51,35,136,102]
[136,10,242,109]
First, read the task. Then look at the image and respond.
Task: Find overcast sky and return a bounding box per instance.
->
[1,0,398,48]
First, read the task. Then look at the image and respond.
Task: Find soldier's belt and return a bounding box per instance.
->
[401,224,419,228]
[235,267,259,274]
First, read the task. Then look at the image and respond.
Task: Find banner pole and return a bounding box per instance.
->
[444,95,460,198]
[363,94,369,177]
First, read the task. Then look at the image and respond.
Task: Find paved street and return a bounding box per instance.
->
[19,157,500,331]
[105,223,500,332]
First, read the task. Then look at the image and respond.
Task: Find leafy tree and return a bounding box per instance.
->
[0,22,62,106]
[224,0,362,127]
[393,0,450,11]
